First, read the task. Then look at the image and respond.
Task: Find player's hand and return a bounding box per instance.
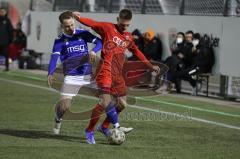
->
[152,65,160,75]
[72,11,81,19]
[89,51,96,63]
[47,75,54,87]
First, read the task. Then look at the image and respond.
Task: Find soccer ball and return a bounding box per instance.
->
[108,128,125,145]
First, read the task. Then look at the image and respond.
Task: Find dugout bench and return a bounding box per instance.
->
[18,50,43,69]
[196,73,211,97]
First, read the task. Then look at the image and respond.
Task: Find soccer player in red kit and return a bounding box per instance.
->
[73,9,160,144]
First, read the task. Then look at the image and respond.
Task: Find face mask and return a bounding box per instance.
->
[176,38,183,44]
[192,40,199,46]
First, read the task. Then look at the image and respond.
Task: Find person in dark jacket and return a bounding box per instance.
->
[174,33,215,95]
[0,7,13,71]
[128,29,144,61]
[164,32,186,93]
[131,29,144,51]
[9,22,27,60]
[129,29,162,62]
[141,30,162,62]
[183,30,194,68]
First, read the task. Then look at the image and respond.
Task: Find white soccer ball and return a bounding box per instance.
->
[108,128,125,145]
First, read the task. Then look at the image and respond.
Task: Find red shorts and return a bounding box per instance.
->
[96,71,126,97]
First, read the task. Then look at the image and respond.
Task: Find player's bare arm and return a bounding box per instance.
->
[89,50,96,63]
[47,75,54,87]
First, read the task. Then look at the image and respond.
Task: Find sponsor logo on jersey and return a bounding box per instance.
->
[113,36,128,48]
[67,45,85,53]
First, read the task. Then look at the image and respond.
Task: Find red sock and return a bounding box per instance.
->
[86,104,104,131]
[102,117,111,129]
[102,106,122,129]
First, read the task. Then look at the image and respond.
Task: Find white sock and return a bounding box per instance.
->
[114,123,120,128]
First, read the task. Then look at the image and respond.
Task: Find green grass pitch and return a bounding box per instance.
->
[0,70,240,159]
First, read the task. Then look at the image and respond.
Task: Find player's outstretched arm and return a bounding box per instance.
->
[72,11,102,29]
[129,42,160,74]
[128,41,160,74]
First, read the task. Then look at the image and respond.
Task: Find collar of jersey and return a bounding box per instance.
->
[63,29,76,38]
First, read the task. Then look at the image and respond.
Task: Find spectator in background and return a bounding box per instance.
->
[191,33,215,74]
[129,29,144,60]
[142,29,162,61]
[164,32,186,93]
[170,32,185,56]
[185,30,194,43]
[172,33,215,95]
[183,30,194,68]
[193,35,215,73]
[0,7,13,71]
[131,29,144,51]
[13,23,26,48]
[173,33,202,95]
[129,29,162,62]
[9,22,27,60]
[152,32,163,62]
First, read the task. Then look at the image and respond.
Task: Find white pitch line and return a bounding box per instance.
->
[128,105,240,130]
[0,77,240,130]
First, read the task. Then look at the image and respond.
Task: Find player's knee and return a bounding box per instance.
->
[99,99,111,108]
[59,98,72,111]
[99,95,111,107]
[117,98,127,111]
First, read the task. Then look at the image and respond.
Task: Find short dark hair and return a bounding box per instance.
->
[185,30,194,35]
[177,32,185,38]
[59,11,73,23]
[193,33,201,40]
[119,9,132,20]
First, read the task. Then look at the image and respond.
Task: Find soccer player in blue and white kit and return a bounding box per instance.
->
[47,11,102,135]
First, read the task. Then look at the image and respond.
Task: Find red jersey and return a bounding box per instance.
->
[77,17,153,88]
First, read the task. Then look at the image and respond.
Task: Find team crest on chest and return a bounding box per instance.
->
[77,36,82,41]
[64,39,69,45]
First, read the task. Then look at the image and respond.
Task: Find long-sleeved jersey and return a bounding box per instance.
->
[76,17,153,80]
[48,28,102,76]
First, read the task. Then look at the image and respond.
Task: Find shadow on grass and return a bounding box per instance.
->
[0,129,84,142]
[0,129,110,145]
